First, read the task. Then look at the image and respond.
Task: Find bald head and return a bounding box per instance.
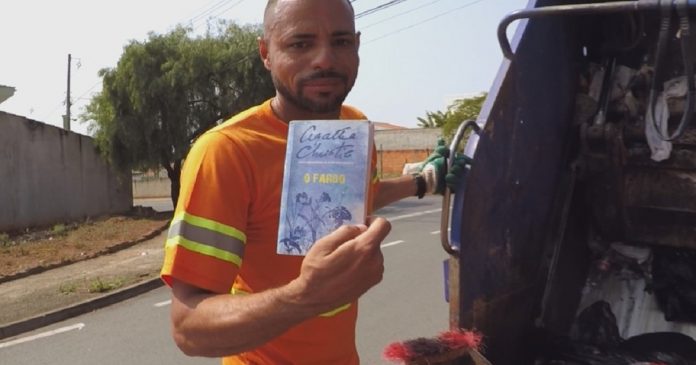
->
[263,0,355,38]
[258,0,361,121]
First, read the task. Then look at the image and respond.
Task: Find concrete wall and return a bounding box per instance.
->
[374,128,443,151]
[133,170,171,199]
[0,112,132,232]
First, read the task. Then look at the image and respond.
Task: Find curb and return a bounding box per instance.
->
[0,277,164,340]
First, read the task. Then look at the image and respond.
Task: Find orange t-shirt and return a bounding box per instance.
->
[161,99,379,365]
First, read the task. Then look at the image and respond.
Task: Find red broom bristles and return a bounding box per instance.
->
[383,329,483,363]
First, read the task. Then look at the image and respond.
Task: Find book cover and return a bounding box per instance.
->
[277,119,374,256]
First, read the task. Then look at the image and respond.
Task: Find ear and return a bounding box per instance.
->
[258,36,272,70]
[356,31,361,52]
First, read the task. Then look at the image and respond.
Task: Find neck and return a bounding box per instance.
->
[271,96,341,123]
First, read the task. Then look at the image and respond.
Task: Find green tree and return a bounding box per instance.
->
[442,93,487,138]
[82,22,275,205]
[417,110,449,128]
[417,93,487,138]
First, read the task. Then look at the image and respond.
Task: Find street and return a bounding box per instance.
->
[1,196,451,365]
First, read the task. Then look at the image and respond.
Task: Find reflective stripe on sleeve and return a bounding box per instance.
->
[166,212,246,266]
[319,303,351,317]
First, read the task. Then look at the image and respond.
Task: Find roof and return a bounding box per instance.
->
[373,121,407,130]
[0,85,16,104]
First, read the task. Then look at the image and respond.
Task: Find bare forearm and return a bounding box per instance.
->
[169,221,391,358]
[374,175,417,210]
[171,279,318,357]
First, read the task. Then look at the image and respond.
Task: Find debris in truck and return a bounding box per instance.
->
[650,246,696,323]
[534,300,696,364]
[570,300,623,348]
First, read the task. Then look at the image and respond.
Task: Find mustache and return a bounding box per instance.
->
[299,70,348,84]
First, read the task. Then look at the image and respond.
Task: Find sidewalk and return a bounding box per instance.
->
[0,229,169,340]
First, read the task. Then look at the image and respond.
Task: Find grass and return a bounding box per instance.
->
[0,213,170,278]
[58,276,127,295]
[51,224,67,235]
[59,282,78,294]
[88,277,124,293]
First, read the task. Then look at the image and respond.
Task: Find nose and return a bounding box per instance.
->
[311,43,336,70]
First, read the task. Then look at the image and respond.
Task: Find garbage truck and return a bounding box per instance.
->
[442,0,696,363]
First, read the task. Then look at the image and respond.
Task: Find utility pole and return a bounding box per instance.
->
[63,53,72,131]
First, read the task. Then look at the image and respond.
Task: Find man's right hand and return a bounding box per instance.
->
[291,217,391,315]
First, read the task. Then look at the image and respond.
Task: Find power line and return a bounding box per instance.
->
[355,0,409,19]
[74,80,102,101]
[215,0,248,18]
[65,0,248,119]
[188,0,237,27]
[363,0,487,44]
[176,0,224,25]
[193,0,247,32]
[360,0,448,30]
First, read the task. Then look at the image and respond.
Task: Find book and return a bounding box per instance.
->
[277,119,374,256]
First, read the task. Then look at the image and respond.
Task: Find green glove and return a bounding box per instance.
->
[444,154,472,193]
[419,138,472,194]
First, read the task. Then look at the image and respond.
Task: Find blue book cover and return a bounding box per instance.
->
[277,120,374,256]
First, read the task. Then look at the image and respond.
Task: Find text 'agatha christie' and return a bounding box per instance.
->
[295,125,357,160]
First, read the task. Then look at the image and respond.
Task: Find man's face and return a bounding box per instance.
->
[261,0,360,115]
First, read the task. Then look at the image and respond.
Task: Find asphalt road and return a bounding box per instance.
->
[1,196,450,365]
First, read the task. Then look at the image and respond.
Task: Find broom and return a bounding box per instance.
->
[383,329,491,365]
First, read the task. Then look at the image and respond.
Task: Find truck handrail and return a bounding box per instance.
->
[498,0,663,60]
[498,0,696,140]
[441,120,480,256]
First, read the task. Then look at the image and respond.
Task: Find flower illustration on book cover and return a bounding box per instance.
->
[277,119,373,255]
[278,189,352,254]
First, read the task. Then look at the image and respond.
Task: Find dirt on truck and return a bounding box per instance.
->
[443,0,696,364]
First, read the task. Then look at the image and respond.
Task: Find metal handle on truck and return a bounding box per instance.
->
[498,0,696,140]
[440,120,480,256]
[496,0,689,60]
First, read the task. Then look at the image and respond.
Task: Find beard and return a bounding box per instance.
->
[272,70,353,114]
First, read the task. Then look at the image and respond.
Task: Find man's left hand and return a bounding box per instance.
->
[418,139,472,194]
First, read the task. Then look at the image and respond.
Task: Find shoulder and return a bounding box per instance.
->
[193,101,269,149]
[340,104,367,120]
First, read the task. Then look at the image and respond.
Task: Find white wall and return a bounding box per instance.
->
[0,112,132,231]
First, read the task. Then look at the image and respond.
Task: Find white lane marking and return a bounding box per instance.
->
[0,323,85,349]
[430,228,450,235]
[154,300,172,308]
[385,209,441,222]
[381,240,404,248]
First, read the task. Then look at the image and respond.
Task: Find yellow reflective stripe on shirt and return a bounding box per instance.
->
[166,212,246,265]
[166,236,242,266]
[230,288,352,317]
[231,287,249,295]
[168,220,245,259]
[172,212,246,243]
[319,303,351,317]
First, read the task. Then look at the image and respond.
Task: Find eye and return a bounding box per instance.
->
[289,41,310,49]
[334,38,353,47]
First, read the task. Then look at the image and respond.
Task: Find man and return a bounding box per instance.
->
[161,0,454,364]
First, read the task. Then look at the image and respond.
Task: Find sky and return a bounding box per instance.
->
[0,0,529,136]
